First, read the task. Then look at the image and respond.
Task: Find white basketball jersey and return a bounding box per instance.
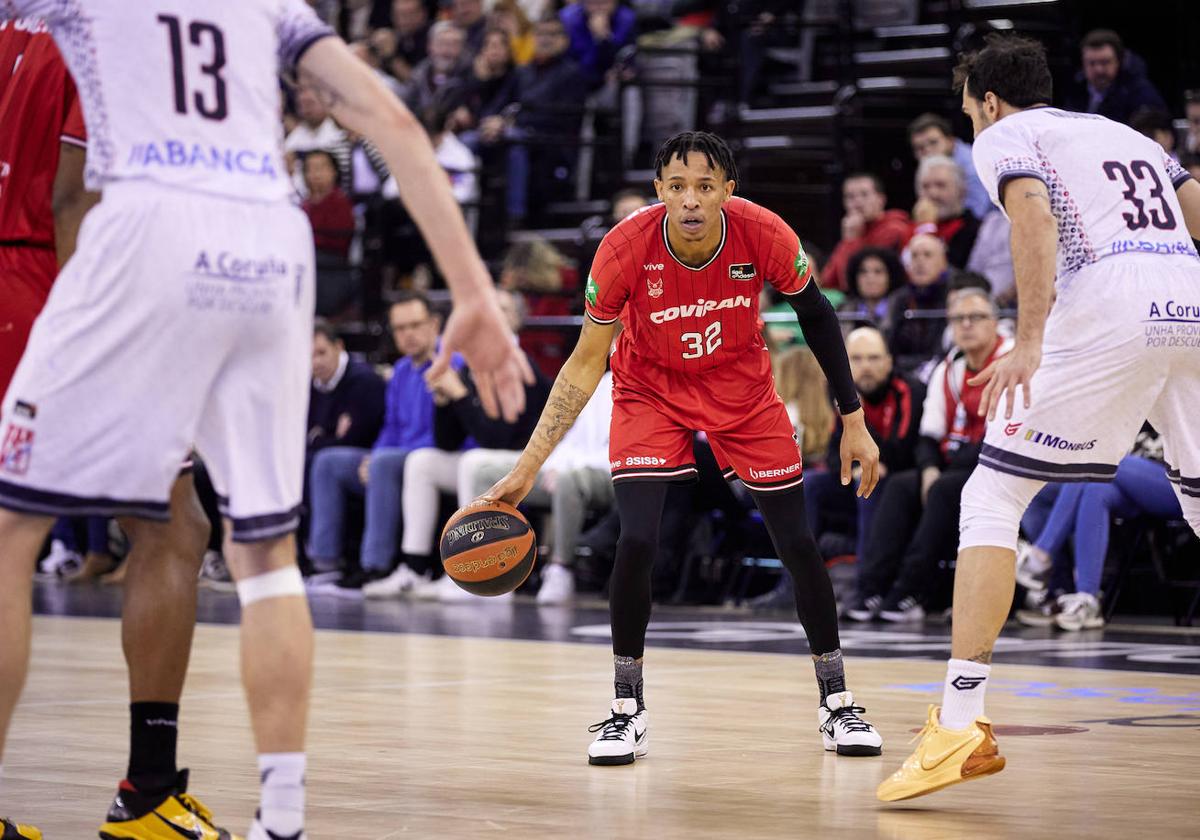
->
[2,0,333,202]
[972,107,1199,281]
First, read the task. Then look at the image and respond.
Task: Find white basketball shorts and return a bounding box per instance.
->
[0,182,315,541]
[977,255,1200,502]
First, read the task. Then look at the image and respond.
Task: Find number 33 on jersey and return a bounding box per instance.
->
[584,197,811,373]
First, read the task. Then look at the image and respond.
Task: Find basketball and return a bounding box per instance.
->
[439,500,537,596]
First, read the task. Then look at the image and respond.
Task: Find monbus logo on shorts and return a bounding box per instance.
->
[1019,427,1097,451]
[650,295,752,324]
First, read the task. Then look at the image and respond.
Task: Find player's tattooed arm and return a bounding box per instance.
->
[521,379,592,467]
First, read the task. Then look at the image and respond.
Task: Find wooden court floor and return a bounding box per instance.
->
[4,616,1198,839]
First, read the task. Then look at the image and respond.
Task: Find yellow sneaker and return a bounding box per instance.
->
[876,705,1006,802]
[1,819,42,840]
[98,770,242,840]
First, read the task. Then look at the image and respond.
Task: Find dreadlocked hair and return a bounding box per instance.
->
[653,131,739,184]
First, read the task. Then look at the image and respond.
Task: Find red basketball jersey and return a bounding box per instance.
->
[0,19,86,246]
[584,197,811,374]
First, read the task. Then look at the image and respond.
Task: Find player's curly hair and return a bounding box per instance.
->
[953,34,1052,108]
[654,131,739,184]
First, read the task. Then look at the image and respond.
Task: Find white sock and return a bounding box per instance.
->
[258,752,306,835]
[939,659,991,729]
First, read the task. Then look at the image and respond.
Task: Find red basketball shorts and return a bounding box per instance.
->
[608,349,804,494]
[0,245,56,400]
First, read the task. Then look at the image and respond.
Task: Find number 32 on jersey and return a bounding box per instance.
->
[681,322,722,359]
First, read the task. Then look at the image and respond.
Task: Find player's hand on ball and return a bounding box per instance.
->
[481,469,537,507]
[970,343,1042,422]
[430,291,535,423]
[839,409,880,499]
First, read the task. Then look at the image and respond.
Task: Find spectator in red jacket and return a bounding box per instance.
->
[822,172,912,292]
[302,150,357,316]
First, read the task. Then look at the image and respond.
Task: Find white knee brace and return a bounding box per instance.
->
[958,466,1045,553]
[236,565,305,607]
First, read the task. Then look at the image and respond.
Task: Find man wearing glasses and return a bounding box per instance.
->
[849,288,1011,622]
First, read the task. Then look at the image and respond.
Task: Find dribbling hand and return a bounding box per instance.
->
[429,291,535,422]
[481,469,537,507]
[969,343,1042,421]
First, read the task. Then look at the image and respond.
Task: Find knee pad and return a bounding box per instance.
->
[959,467,1044,553]
[236,565,305,607]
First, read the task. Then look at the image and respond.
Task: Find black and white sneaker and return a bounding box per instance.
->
[879,594,925,623]
[587,698,648,766]
[844,594,882,622]
[818,691,882,756]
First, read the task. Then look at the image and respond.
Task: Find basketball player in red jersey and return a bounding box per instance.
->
[0,19,235,840]
[486,132,884,765]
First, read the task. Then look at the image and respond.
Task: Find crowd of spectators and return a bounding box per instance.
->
[36,13,1199,628]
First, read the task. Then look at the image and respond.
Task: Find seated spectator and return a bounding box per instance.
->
[381,0,431,84]
[1063,29,1166,126]
[1015,430,1178,632]
[806,327,924,579]
[450,28,518,135]
[500,235,580,376]
[404,21,469,119]
[850,289,1011,621]
[380,291,552,602]
[421,106,479,206]
[1186,89,1200,154]
[480,16,585,223]
[308,319,386,456]
[302,150,358,316]
[886,233,950,372]
[822,172,911,292]
[560,0,637,91]
[1130,107,1177,155]
[490,0,536,65]
[451,0,489,56]
[908,113,991,220]
[910,155,979,268]
[838,247,905,330]
[773,347,834,468]
[42,517,117,582]
[458,369,616,605]
[285,85,351,194]
[964,208,1014,304]
[306,292,450,595]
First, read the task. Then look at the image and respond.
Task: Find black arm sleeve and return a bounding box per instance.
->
[785,281,861,414]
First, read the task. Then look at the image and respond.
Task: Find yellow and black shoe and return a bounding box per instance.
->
[98,769,242,840]
[1,818,41,840]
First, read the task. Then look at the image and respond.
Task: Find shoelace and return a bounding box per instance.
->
[826,705,874,734]
[589,713,636,741]
[909,716,938,745]
[178,793,216,825]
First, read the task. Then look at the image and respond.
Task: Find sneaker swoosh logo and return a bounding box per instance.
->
[919,735,979,771]
[153,812,204,839]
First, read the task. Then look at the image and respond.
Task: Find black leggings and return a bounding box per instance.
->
[609,480,841,658]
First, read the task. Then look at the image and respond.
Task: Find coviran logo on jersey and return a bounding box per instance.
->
[650,295,752,324]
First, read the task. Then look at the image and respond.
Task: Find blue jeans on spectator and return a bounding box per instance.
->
[1022,457,1181,597]
[307,446,411,573]
[803,470,886,560]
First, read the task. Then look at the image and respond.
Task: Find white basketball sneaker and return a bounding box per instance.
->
[363,564,416,599]
[1055,591,1105,631]
[818,691,883,756]
[536,563,575,605]
[587,698,648,766]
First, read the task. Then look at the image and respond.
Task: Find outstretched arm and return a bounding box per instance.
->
[483,318,617,505]
[969,176,1057,421]
[296,37,532,420]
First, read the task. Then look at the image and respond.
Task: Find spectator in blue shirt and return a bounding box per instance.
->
[559,0,636,90]
[908,113,992,222]
[306,291,460,594]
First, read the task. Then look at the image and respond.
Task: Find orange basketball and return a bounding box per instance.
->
[439,500,537,596]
